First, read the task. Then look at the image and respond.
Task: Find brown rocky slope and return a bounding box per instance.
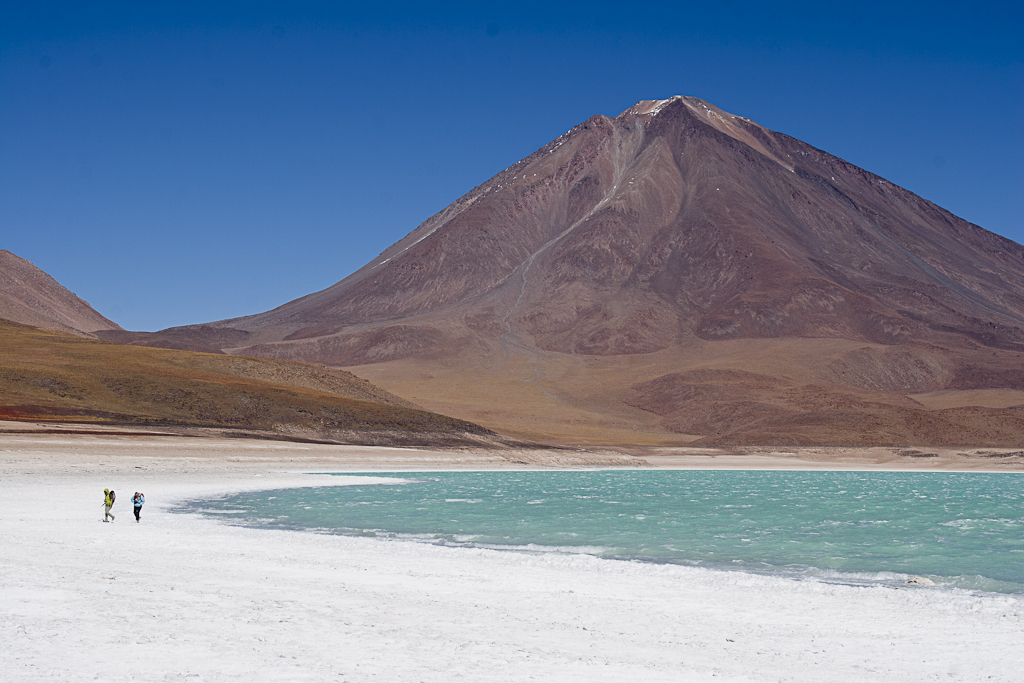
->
[0,250,121,337]
[107,97,1024,446]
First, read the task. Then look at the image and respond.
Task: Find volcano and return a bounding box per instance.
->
[113,97,1024,445]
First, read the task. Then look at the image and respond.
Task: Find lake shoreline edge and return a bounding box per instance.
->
[3,429,1023,681]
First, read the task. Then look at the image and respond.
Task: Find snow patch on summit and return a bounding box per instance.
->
[627,96,685,117]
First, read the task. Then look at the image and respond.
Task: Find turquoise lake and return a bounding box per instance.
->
[186,470,1024,593]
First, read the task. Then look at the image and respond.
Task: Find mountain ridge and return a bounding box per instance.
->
[0,250,122,337]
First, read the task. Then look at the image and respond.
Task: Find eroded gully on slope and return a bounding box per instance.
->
[495,125,644,400]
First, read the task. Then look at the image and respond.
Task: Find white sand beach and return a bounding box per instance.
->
[2,427,1022,682]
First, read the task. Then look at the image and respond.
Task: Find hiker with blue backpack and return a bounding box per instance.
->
[132,492,145,522]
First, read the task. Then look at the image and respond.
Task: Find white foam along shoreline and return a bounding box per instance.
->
[2,437,1023,681]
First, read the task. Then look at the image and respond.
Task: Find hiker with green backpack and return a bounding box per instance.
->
[103,488,116,522]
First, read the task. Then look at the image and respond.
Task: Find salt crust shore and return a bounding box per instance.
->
[2,430,1023,682]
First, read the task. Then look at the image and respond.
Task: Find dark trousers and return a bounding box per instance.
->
[134,506,142,521]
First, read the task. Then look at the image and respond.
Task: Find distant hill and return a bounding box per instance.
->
[102,97,1024,446]
[0,320,500,447]
[0,250,121,337]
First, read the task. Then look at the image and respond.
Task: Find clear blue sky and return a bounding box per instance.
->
[2,1,1021,331]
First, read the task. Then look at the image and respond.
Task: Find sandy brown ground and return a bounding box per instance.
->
[345,339,1024,447]
[2,419,1022,472]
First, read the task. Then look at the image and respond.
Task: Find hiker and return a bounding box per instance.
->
[103,488,116,522]
[132,492,145,523]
